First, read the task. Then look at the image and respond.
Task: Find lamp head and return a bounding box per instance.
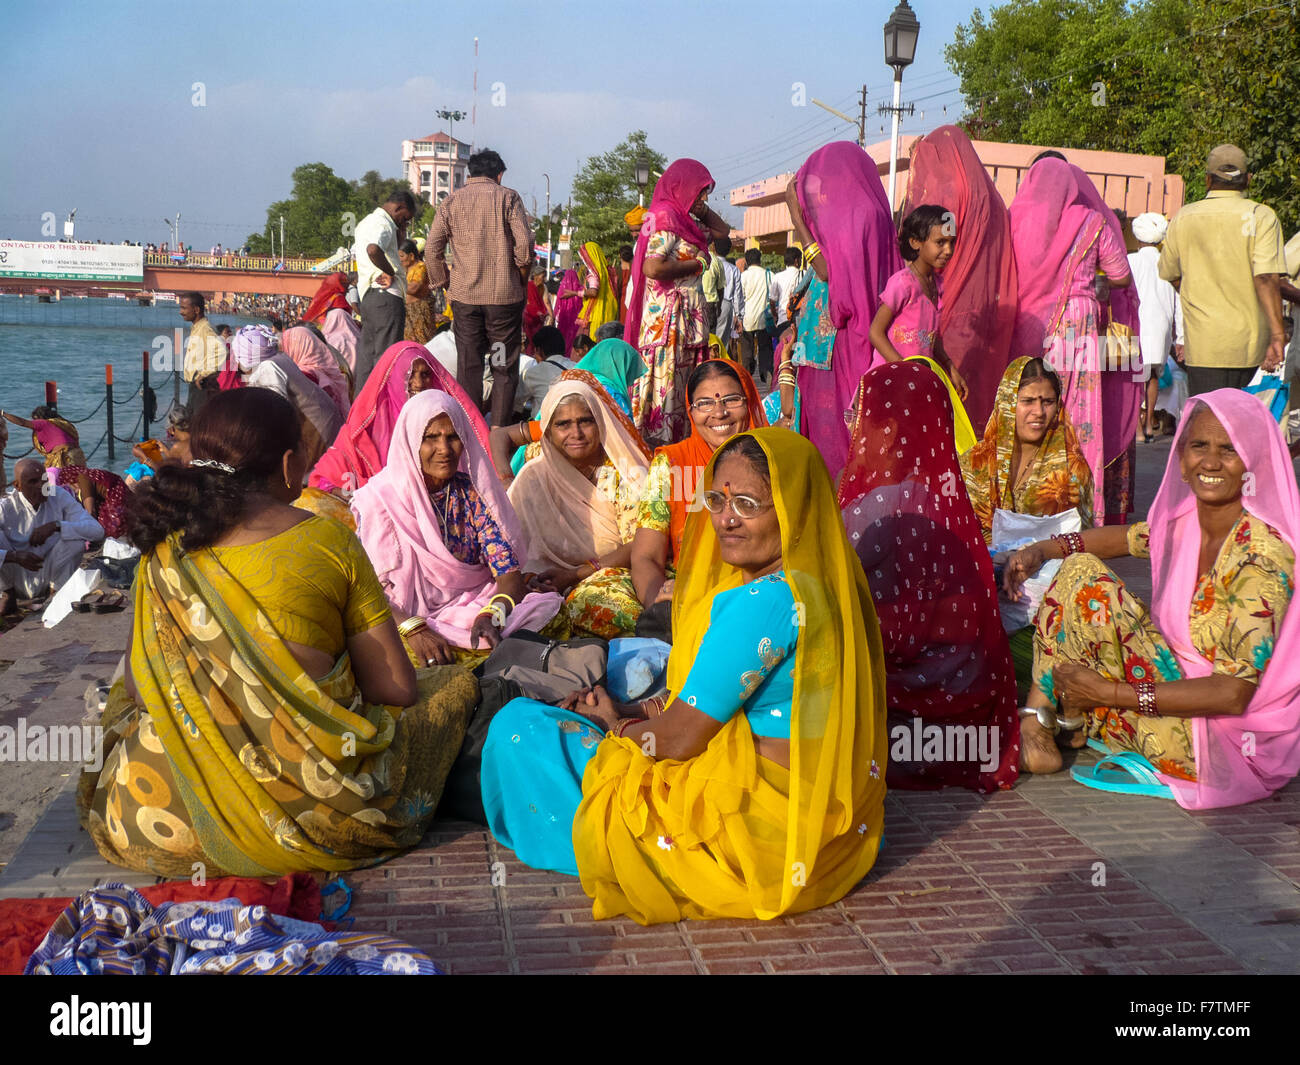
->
[884,0,920,70]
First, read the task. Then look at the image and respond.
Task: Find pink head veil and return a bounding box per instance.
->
[622,158,714,348]
[1148,391,1300,808]
[903,125,1018,428]
[281,326,351,417]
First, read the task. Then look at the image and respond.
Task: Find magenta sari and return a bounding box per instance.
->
[1149,391,1300,808]
[903,125,1018,429]
[795,142,902,479]
[554,270,583,354]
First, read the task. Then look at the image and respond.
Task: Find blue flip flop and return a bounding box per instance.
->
[1070,740,1175,799]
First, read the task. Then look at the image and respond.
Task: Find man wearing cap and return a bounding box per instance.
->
[1158,144,1288,394]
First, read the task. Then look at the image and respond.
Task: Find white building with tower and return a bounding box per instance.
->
[402,133,470,205]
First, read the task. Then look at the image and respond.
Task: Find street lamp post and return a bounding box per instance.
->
[634,154,650,208]
[543,172,552,274]
[436,108,467,199]
[881,0,920,215]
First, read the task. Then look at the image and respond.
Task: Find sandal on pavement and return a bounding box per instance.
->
[1070,741,1174,799]
[92,590,126,614]
[73,589,107,613]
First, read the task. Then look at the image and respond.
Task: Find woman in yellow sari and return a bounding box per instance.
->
[481,429,887,923]
[78,389,475,877]
[575,241,620,341]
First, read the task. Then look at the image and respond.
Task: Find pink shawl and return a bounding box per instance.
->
[1009,158,1105,356]
[307,341,488,495]
[349,389,562,647]
[554,269,583,354]
[321,308,361,375]
[795,141,903,477]
[1148,392,1300,809]
[622,158,714,348]
[903,125,1018,429]
[281,326,351,417]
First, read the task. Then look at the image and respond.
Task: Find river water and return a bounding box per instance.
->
[0,296,260,475]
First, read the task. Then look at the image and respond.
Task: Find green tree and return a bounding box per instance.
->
[569,131,668,258]
[244,163,366,259]
[352,170,413,212]
[946,0,1299,232]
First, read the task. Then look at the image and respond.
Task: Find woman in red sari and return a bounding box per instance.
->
[902,125,1018,429]
[523,264,550,354]
[840,360,1022,789]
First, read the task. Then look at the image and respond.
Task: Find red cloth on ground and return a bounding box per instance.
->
[0,872,320,974]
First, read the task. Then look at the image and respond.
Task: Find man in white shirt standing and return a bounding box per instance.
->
[739,248,773,381]
[0,458,104,614]
[1128,213,1178,441]
[353,190,416,388]
[769,246,802,344]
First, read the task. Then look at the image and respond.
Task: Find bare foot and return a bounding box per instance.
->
[1057,726,1088,749]
[1019,714,1064,774]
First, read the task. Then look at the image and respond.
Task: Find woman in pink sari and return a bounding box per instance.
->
[1009,158,1135,526]
[350,389,563,665]
[1004,391,1299,804]
[903,125,1018,429]
[553,269,584,354]
[784,142,902,479]
[623,158,731,446]
[281,326,352,417]
[308,341,489,497]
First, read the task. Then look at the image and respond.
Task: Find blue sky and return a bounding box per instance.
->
[1,0,982,249]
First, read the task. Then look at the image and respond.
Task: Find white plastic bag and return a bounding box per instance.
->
[990,508,1083,633]
[42,567,104,629]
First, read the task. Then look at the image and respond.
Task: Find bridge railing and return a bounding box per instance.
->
[144,251,329,273]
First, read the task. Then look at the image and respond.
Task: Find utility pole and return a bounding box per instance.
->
[858,84,868,147]
[279,215,285,260]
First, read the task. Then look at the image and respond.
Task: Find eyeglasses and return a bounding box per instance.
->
[691,393,746,414]
[701,489,772,519]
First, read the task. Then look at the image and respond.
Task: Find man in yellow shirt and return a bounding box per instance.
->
[1158,145,1287,395]
[180,292,225,412]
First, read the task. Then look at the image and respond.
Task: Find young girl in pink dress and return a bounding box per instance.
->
[869,204,970,395]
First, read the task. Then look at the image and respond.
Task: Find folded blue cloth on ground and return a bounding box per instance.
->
[26,884,440,975]
[606,637,672,701]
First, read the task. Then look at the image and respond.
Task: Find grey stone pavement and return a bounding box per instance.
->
[0,433,1297,974]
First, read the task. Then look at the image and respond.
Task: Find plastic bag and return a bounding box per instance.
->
[42,567,103,629]
[990,508,1082,633]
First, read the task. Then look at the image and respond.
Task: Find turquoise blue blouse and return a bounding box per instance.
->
[676,572,798,739]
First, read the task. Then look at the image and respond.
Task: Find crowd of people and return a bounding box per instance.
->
[2,131,1298,929]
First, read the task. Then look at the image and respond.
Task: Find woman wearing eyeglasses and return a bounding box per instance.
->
[629,359,768,622]
[480,429,888,923]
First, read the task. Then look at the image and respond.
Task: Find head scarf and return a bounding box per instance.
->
[571,338,646,413]
[902,125,1018,427]
[657,359,767,561]
[553,269,584,353]
[350,390,560,646]
[958,357,1095,543]
[577,242,620,340]
[302,272,353,324]
[623,158,714,348]
[1148,392,1300,809]
[1132,212,1169,246]
[554,369,651,454]
[308,341,488,495]
[230,325,277,372]
[572,429,887,922]
[794,142,903,478]
[508,379,652,571]
[281,326,351,416]
[839,361,1019,792]
[320,308,361,374]
[1009,158,1106,356]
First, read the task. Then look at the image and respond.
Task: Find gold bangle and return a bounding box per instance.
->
[398,616,427,637]
[489,593,516,611]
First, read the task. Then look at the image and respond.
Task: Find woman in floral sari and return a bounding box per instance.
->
[401,240,437,344]
[481,429,887,923]
[309,341,487,497]
[960,357,1095,544]
[1004,391,1299,802]
[624,159,732,446]
[78,389,475,877]
[53,465,129,540]
[508,378,652,638]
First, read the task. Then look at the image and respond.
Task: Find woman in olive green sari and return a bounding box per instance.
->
[78,389,475,877]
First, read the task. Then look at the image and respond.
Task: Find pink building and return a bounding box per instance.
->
[402,132,470,205]
[729,135,1186,251]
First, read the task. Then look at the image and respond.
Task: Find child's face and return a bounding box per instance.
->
[911,224,956,271]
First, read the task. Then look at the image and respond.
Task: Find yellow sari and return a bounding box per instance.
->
[578,242,619,339]
[78,536,474,877]
[573,429,889,922]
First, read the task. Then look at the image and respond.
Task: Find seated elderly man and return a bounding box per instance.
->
[0,458,104,614]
